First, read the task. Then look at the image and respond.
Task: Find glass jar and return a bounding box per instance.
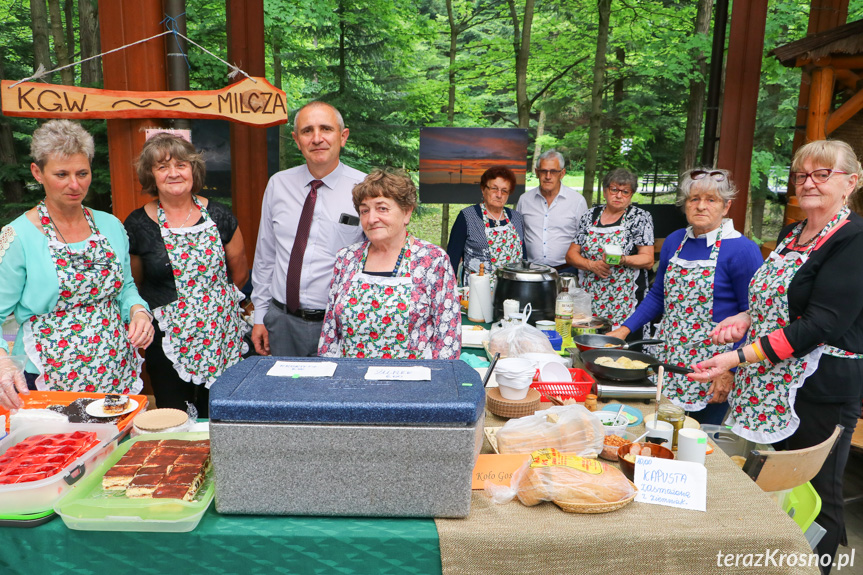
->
[657,404,686,448]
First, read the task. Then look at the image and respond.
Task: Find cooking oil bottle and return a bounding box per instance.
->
[554,280,574,339]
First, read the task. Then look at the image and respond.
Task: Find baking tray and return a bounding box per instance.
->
[53,431,213,532]
[0,391,148,433]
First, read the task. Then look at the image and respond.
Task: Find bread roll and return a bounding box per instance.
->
[496,405,605,457]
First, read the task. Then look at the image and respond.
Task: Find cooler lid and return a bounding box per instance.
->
[209,357,485,426]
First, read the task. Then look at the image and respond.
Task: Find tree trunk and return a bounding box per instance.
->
[31,0,52,80]
[64,0,74,63]
[337,0,347,95]
[507,0,535,129]
[0,51,26,205]
[583,0,612,209]
[78,0,101,85]
[440,0,463,248]
[47,0,74,85]
[750,83,782,239]
[532,108,546,168]
[679,0,714,173]
[272,35,287,170]
[610,47,625,164]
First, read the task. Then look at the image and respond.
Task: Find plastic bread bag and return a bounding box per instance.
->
[511,448,636,507]
[496,404,605,457]
[0,355,28,413]
[569,286,592,322]
[487,323,555,357]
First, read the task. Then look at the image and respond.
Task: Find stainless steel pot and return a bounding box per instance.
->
[493,261,559,323]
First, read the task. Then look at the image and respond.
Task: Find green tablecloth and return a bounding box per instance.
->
[0,507,441,574]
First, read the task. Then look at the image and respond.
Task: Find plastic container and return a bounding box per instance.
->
[495,358,536,400]
[595,411,628,437]
[700,424,756,458]
[600,430,636,461]
[0,421,120,516]
[540,330,563,351]
[530,368,595,402]
[0,391,148,433]
[53,431,213,532]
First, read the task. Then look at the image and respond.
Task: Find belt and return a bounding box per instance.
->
[270,298,326,322]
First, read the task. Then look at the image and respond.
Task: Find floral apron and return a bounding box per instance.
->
[729,207,861,443]
[24,202,142,393]
[481,204,522,291]
[153,198,246,388]
[657,227,729,411]
[578,208,639,329]
[341,236,421,359]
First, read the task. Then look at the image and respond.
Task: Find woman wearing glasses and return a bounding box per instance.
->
[446,166,525,288]
[124,133,249,417]
[566,168,655,331]
[606,168,762,425]
[691,142,863,566]
[0,120,152,410]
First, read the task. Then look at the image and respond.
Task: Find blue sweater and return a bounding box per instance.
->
[623,222,763,333]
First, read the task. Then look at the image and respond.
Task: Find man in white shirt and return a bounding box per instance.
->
[251,101,365,356]
[516,150,587,272]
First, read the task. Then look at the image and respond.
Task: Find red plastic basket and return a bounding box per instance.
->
[530,368,595,402]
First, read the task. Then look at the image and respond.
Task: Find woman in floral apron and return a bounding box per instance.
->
[0,120,152,410]
[567,169,654,331]
[446,166,525,290]
[125,134,249,417]
[692,141,863,568]
[607,169,762,424]
[320,169,461,359]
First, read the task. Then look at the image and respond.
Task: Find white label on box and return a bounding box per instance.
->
[633,456,707,512]
[266,361,338,378]
[364,366,432,381]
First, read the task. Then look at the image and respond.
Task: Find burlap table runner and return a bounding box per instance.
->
[435,400,818,575]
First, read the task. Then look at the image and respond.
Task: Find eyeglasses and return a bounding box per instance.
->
[607,187,633,197]
[790,169,848,185]
[485,186,511,195]
[690,170,727,182]
[536,169,563,177]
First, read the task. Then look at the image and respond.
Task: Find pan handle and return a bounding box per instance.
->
[625,339,664,350]
[654,362,693,375]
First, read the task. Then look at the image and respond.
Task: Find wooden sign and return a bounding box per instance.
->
[1,77,287,127]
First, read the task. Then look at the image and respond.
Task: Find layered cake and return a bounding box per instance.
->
[100,439,210,500]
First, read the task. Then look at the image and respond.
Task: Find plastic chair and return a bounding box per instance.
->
[742,425,843,493]
[783,481,821,532]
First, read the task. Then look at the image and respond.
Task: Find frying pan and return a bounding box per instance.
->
[579,348,693,382]
[573,334,663,353]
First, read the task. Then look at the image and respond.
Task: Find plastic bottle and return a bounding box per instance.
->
[554,280,574,339]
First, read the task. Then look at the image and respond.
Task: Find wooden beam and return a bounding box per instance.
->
[716,0,769,230]
[227,0,268,267]
[98,0,167,221]
[827,85,863,134]
[807,67,834,141]
[829,55,863,69]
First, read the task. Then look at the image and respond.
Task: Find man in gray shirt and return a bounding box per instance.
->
[251,101,365,356]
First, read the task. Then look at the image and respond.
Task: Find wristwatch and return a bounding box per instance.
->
[736,348,749,367]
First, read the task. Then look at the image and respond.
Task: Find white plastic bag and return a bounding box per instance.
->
[496,404,605,457]
[486,323,555,357]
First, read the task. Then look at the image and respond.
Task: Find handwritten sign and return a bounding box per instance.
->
[1,77,287,127]
[365,366,432,381]
[471,454,528,489]
[634,456,707,512]
[266,361,337,378]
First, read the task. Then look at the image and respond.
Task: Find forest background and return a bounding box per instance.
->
[2,0,863,247]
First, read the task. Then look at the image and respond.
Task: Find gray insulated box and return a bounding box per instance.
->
[208,357,485,518]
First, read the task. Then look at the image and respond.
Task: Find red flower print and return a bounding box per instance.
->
[113,281,122,289]
[758,414,766,421]
[194,353,202,360]
[372,300,380,309]
[408,354,417,359]
[109,349,117,357]
[217,306,224,313]
[688,281,695,288]
[85,305,94,313]
[97,366,106,374]
[41,216,50,225]
[676,387,684,394]
[62,290,73,298]
[58,339,68,348]
[396,333,406,342]
[382,353,392,359]
[775,405,786,414]
[698,390,706,397]
[67,371,78,380]
[357,351,365,358]
[90,335,102,343]
[173,269,182,276]
[85,384,95,392]
[57,258,68,267]
[749,396,759,405]
[203,339,211,346]
[187,279,195,287]
[370,331,379,340]
[347,328,354,336]
[698,296,707,303]
[736,406,742,413]
[777,318,786,327]
[75,273,84,281]
[209,235,217,242]
[765,383,775,391]
[173,327,181,334]
[35,343,42,352]
[397,303,407,311]
[358,312,366,320]
[384,287,394,295]
[777,286,785,295]
[181,253,189,260]
[349,297,358,305]
[180,346,189,354]
[205,249,213,255]
[702,270,710,277]
[196,320,205,328]
[361,283,370,290]
[208,366,217,373]
[678,294,684,301]
[202,296,209,303]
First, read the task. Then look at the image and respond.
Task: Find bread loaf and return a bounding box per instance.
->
[514,448,635,507]
[496,405,605,457]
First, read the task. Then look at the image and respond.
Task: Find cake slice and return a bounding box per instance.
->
[102,465,139,490]
[102,394,129,414]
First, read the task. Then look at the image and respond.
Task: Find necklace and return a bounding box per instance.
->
[482,204,508,225]
[390,243,408,277]
[163,202,195,228]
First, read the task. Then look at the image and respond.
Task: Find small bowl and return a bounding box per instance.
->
[599,431,636,461]
[595,411,629,437]
[539,361,571,383]
[617,442,675,481]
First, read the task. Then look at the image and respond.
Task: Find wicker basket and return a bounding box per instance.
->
[485,387,541,419]
[553,481,638,514]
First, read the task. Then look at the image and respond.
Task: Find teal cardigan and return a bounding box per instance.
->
[0,209,149,372]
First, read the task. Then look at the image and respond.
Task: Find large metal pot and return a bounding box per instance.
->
[493,261,559,323]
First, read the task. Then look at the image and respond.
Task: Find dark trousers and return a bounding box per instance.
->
[780,397,861,573]
[145,322,209,418]
[689,401,729,426]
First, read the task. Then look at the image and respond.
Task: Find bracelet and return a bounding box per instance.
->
[736,348,748,366]
[752,340,767,362]
[133,308,153,322]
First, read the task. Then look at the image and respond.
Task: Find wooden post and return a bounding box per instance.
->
[227,0,268,266]
[716,0,769,231]
[98,0,168,221]
[807,67,834,141]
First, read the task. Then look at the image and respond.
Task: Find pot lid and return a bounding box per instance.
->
[496,260,559,281]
